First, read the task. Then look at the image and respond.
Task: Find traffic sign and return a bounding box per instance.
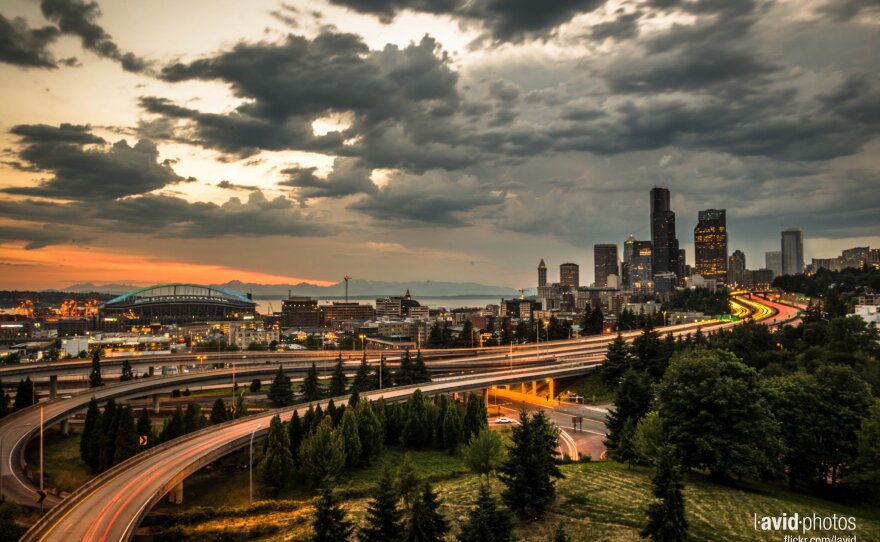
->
[35,490,47,504]
[227,405,237,415]
[139,435,149,446]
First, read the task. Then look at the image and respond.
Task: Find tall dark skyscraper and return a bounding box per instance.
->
[728,249,746,287]
[594,244,619,287]
[537,258,547,287]
[781,228,804,275]
[650,187,679,277]
[694,209,728,283]
[560,263,579,290]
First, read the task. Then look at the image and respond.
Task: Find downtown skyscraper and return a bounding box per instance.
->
[650,187,680,278]
[781,228,805,275]
[594,244,619,287]
[694,209,729,284]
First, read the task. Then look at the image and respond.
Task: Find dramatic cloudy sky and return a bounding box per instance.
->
[0,0,878,290]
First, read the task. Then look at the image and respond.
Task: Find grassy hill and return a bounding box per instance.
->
[154,453,880,541]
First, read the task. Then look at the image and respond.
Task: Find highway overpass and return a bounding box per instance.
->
[12,294,801,540]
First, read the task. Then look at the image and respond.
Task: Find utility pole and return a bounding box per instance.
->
[344,275,351,303]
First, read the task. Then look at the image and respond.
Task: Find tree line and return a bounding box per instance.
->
[298,404,565,542]
[602,313,880,514]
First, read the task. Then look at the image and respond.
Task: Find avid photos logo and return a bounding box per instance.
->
[752,513,858,541]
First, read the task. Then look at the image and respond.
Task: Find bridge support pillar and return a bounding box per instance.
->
[547,378,554,401]
[149,366,155,377]
[168,481,184,504]
[520,382,526,394]
[60,419,69,435]
[152,393,161,414]
[482,388,489,408]
[49,375,58,399]
[178,365,185,375]
[531,381,537,395]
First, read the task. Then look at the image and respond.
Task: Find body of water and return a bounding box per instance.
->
[255,296,511,314]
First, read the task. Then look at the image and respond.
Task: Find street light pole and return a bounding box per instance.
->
[249,424,262,506]
[231,363,236,420]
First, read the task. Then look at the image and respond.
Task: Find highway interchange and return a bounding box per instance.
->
[0,294,801,541]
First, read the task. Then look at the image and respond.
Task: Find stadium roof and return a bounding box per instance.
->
[104,284,254,306]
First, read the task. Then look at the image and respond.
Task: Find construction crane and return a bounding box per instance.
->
[344,275,352,303]
[518,288,526,299]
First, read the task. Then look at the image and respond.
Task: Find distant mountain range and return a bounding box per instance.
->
[58,280,522,298]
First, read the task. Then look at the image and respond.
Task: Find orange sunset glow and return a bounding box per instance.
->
[0,243,335,290]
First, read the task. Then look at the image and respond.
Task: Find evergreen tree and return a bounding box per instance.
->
[632,327,669,381]
[268,365,294,406]
[259,414,294,496]
[463,394,488,443]
[340,408,362,469]
[12,378,34,411]
[310,484,354,542]
[89,348,103,388]
[114,405,139,464]
[413,350,430,383]
[353,352,372,392]
[136,408,153,448]
[300,417,345,487]
[349,389,361,407]
[641,446,688,542]
[499,409,562,520]
[356,399,384,463]
[210,397,228,424]
[401,390,431,448]
[119,359,134,382]
[184,402,202,433]
[396,454,421,506]
[458,320,475,348]
[80,397,101,471]
[600,334,632,388]
[235,390,247,418]
[456,483,514,542]
[302,362,323,402]
[404,483,449,542]
[359,468,404,542]
[464,428,504,475]
[161,405,186,442]
[396,349,414,386]
[605,369,654,460]
[98,399,119,471]
[330,354,347,396]
[442,402,464,451]
[289,409,304,467]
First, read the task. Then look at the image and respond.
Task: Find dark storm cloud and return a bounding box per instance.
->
[145,32,464,169]
[3,123,193,201]
[0,224,88,249]
[327,0,603,42]
[280,158,377,200]
[0,191,335,239]
[39,0,149,72]
[817,0,880,22]
[0,14,62,68]
[605,48,778,94]
[589,10,641,42]
[348,172,503,226]
[138,96,343,157]
[216,180,258,191]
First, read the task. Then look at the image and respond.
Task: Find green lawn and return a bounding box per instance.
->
[154,456,880,541]
[24,431,92,493]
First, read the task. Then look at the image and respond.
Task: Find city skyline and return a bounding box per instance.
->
[1,0,879,290]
